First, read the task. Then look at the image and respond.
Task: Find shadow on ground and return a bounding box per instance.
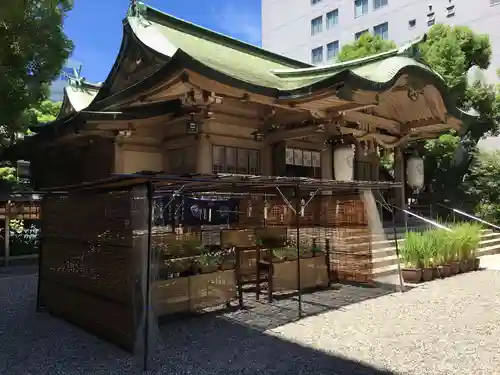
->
[0,272,397,374]
[218,283,395,331]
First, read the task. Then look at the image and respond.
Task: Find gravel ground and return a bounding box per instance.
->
[270,270,500,375]
[1,269,500,374]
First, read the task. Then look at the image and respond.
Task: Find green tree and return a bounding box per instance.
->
[0,100,62,189]
[0,1,73,142]
[463,151,500,222]
[26,100,62,124]
[338,33,396,62]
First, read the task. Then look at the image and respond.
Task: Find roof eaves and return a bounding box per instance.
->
[271,34,428,78]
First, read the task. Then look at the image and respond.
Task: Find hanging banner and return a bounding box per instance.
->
[169,196,240,225]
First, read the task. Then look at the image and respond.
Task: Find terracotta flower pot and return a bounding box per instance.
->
[431,267,440,279]
[220,260,235,270]
[402,268,422,283]
[422,267,434,282]
[300,251,314,259]
[467,258,475,271]
[201,264,219,274]
[437,265,451,278]
[449,261,460,275]
[474,257,481,271]
[459,261,469,273]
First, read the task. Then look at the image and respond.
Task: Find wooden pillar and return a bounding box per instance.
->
[196,135,212,174]
[260,143,272,176]
[393,147,406,223]
[320,144,332,194]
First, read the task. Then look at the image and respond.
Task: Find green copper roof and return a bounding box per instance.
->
[128,7,311,90]
[127,4,444,92]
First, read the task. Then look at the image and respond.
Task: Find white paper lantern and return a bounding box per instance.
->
[406,156,424,190]
[334,145,355,181]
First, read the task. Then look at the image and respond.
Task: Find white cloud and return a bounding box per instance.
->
[210,3,261,46]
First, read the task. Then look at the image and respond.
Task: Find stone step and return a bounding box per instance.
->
[348,229,498,251]
[371,232,500,277]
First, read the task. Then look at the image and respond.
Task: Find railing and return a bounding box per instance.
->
[435,202,500,231]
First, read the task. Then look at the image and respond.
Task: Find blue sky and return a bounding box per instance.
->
[64,0,261,83]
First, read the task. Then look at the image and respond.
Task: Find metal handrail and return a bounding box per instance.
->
[391,205,451,231]
[435,202,500,231]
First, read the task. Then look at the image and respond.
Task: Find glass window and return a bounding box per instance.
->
[355,29,369,40]
[326,41,339,61]
[311,16,323,35]
[225,147,237,173]
[326,9,339,29]
[373,22,389,40]
[212,146,259,175]
[491,0,500,5]
[212,146,225,173]
[354,0,368,18]
[373,0,388,9]
[237,148,249,174]
[311,0,322,4]
[446,5,455,17]
[284,148,321,178]
[408,19,416,28]
[427,12,435,26]
[248,150,259,175]
[311,46,323,64]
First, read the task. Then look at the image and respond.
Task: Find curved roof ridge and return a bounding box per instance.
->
[271,35,428,77]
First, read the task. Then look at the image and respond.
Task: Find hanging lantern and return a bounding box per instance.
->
[406,155,424,190]
[334,144,355,181]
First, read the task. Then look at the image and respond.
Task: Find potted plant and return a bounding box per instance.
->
[272,247,297,262]
[197,251,220,274]
[219,247,236,270]
[310,238,324,258]
[433,230,451,278]
[420,232,434,282]
[457,223,481,271]
[400,232,423,283]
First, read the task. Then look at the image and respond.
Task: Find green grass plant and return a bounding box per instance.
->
[401,222,481,268]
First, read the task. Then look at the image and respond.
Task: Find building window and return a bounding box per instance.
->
[354,0,368,18]
[491,0,500,5]
[355,29,369,40]
[408,19,416,28]
[311,16,323,35]
[427,11,435,26]
[446,5,455,17]
[373,0,388,9]
[285,148,321,178]
[311,46,323,64]
[373,22,389,40]
[311,0,322,4]
[326,9,339,29]
[327,41,339,61]
[212,146,259,175]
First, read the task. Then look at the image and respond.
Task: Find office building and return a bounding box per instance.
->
[262,0,500,83]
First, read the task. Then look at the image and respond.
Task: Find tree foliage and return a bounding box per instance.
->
[0,100,61,188]
[337,24,500,214]
[0,0,73,141]
[26,100,62,124]
[463,152,500,222]
[337,33,396,62]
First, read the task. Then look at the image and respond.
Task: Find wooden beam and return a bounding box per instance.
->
[264,125,328,144]
[341,111,400,134]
